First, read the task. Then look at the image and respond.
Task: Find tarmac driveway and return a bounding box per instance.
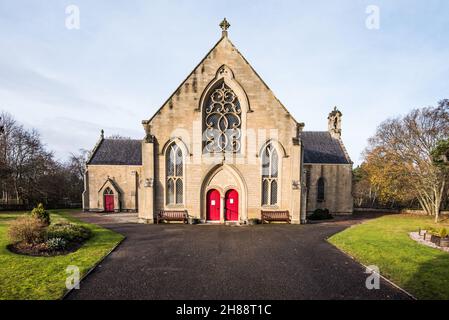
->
[66,213,410,300]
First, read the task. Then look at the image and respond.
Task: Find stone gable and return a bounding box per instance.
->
[146,36,298,156]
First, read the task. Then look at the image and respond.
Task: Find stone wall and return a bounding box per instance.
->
[85,165,141,212]
[400,209,449,216]
[305,164,353,215]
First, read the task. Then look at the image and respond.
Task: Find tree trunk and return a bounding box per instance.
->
[434,182,445,223]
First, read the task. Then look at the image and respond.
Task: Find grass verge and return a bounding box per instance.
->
[329,214,449,300]
[0,209,124,300]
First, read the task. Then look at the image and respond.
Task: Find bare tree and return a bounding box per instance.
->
[0,112,19,202]
[0,112,86,208]
[366,100,449,222]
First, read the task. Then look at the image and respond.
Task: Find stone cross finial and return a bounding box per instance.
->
[220,18,230,37]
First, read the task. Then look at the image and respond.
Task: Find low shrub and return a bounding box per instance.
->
[31,203,50,226]
[47,223,92,243]
[8,216,47,245]
[46,237,68,251]
[438,228,448,238]
[308,208,333,221]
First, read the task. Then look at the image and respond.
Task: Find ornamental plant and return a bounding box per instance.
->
[46,237,68,251]
[8,216,46,245]
[31,203,50,226]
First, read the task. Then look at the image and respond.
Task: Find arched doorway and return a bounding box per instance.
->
[104,187,114,212]
[200,165,248,223]
[206,189,221,221]
[225,189,239,221]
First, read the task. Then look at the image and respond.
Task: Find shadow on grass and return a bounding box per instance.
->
[403,252,449,300]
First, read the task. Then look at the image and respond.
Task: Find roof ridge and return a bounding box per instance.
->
[103,138,141,141]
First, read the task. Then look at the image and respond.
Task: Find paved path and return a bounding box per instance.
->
[66,213,410,300]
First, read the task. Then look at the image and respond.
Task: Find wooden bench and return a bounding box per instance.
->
[156,210,188,224]
[261,210,291,224]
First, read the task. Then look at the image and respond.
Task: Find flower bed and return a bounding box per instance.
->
[7,204,92,257]
[409,232,449,253]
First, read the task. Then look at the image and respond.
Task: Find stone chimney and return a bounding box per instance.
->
[328,107,342,139]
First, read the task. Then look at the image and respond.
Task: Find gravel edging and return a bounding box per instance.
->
[409,232,449,253]
[60,236,126,300]
[326,238,417,300]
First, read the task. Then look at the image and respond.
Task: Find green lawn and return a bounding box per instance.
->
[329,214,449,300]
[0,209,124,300]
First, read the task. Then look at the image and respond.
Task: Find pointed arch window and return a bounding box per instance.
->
[203,80,242,153]
[166,143,184,205]
[104,187,113,195]
[261,143,279,206]
[317,177,325,202]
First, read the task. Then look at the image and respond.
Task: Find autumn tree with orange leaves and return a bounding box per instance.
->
[360,100,449,222]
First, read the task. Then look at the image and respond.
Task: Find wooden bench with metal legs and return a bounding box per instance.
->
[261,210,291,224]
[156,210,188,224]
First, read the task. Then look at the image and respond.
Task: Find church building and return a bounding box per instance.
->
[82,20,353,224]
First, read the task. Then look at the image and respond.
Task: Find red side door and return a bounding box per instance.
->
[207,189,220,221]
[225,189,239,221]
[104,195,114,212]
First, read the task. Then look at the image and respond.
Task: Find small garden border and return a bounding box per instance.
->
[0,209,125,300]
[7,204,94,257]
[409,232,449,253]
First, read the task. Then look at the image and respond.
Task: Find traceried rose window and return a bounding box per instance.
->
[203,81,242,153]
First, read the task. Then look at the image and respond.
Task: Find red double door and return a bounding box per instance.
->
[207,189,239,221]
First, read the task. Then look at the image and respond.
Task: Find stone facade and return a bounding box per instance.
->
[83,20,353,223]
[305,164,353,215]
[83,165,140,213]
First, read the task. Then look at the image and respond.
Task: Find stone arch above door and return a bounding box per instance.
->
[98,178,121,212]
[200,164,248,223]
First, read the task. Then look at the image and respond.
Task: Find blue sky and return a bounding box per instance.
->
[0,0,448,165]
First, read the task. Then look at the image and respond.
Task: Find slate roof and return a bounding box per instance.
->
[87,133,350,166]
[302,132,351,164]
[88,139,142,166]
